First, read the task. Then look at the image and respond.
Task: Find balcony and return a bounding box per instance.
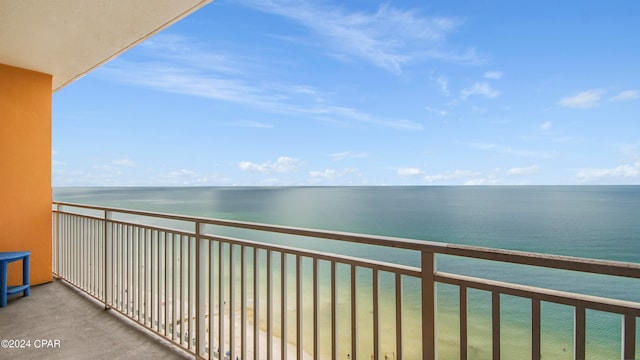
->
[6,202,639,359]
[0,279,191,360]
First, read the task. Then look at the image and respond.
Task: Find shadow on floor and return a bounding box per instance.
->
[0,279,192,359]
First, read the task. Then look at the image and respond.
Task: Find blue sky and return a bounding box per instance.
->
[52,0,640,186]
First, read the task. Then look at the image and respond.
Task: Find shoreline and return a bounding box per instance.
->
[171,305,313,360]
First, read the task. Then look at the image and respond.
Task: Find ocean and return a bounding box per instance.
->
[53,186,640,359]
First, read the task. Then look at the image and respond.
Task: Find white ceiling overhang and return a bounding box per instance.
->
[0,0,211,91]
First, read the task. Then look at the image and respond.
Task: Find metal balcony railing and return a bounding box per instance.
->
[52,202,640,360]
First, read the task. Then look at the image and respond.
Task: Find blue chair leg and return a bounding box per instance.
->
[23,255,30,297]
[1,261,7,307]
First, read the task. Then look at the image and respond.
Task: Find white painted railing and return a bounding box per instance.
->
[52,202,640,360]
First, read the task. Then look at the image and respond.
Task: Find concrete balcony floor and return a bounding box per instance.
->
[0,280,191,359]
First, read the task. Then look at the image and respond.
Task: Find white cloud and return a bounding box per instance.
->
[483,71,503,80]
[238,1,479,74]
[540,121,552,131]
[330,151,368,161]
[461,82,500,99]
[575,161,640,181]
[103,55,422,131]
[113,159,135,167]
[610,90,639,101]
[464,177,499,185]
[239,156,303,173]
[309,169,338,180]
[469,142,556,159]
[507,166,540,176]
[437,76,450,96]
[398,168,422,176]
[424,169,481,183]
[234,120,274,128]
[617,143,640,158]
[308,168,363,184]
[558,89,603,108]
[163,169,204,184]
[425,106,448,117]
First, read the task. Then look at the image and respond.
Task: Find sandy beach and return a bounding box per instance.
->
[166,302,313,360]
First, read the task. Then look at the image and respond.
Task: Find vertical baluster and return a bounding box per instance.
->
[91,218,95,294]
[52,207,57,276]
[230,244,236,359]
[208,239,215,360]
[85,218,89,290]
[134,227,139,321]
[114,223,119,310]
[112,222,117,306]
[351,264,358,360]
[95,219,98,295]
[313,258,319,360]
[282,252,288,360]
[78,217,82,288]
[104,211,111,308]
[87,218,90,290]
[532,299,541,360]
[332,261,338,360]
[139,228,144,323]
[146,228,150,324]
[267,249,272,360]
[164,231,170,337]
[128,225,133,315]
[254,248,260,360]
[188,235,193,349]
[460,286,468,360]
[241,245,247,360]
[623,313,636,360]
[132,226,137,317]
[196,225,205,357]
[492,291,501,360]
[84,218,88,291]
[99,219,103,298]
[575,307,586,359]
[95,219,99,295]
[396,273,403,360]
[297,255,303,360]
[193,236,198,350]
[151,230,156,331]
[267,249,273,360]
[157,231,161,332]
[96,219,100,299]
[69,216,73,282]
[83,218,86,290]
[180,234,186,346]
[71,216,76,284]
[421,251,436,360]
[70,216,74,282]
[117,224,122,310]
[78,217,82,289]
[219,241,225,359]
[373,269,379,360]
[173,233,179,342]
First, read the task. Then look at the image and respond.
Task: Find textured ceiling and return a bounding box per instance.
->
[0,0,210,91]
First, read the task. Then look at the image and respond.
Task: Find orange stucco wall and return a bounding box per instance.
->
[0,63,52,286]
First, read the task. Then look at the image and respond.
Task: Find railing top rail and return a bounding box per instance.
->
[53,201,640,279]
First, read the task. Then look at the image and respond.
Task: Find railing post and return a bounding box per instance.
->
[56,204,63,279]
[52,204,62,279]
[421,250,436,360]
[195,221,205,359]
[104,210,112,309]
[623,313,636,360]
[575,306,586,360]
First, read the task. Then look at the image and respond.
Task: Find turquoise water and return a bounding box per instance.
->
[54,186,640,359]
